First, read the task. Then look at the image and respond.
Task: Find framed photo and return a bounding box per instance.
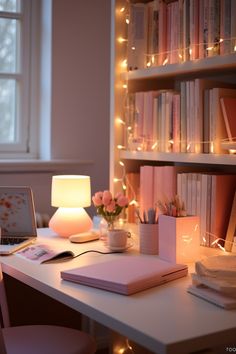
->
[225,191,236,252]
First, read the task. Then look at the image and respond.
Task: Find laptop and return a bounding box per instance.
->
[0,186,37,255]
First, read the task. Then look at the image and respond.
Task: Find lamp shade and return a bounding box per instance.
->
[51,175,91,208]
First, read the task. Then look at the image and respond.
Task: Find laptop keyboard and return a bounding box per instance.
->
[0,237,29,245]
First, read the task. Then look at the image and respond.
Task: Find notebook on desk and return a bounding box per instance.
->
[61,256,188,295]
[0,186,37,255]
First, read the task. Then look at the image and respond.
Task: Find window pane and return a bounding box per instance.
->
[0,78,16,143]
[0,0,20,12]
[0,18,19,72]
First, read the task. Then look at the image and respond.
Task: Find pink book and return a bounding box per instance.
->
[135,91,144,139]
[220,97,236,142]
[61,256,188,295]
[140,165,154,216]
[158,0,167,65]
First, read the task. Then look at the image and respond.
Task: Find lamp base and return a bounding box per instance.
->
[49,207,93,238]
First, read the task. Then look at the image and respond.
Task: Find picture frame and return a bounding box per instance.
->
[225,191,236,252]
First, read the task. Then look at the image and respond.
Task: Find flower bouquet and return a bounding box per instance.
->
[92,190,129,230]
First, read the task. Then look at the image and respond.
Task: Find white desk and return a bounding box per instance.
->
[1,228,236,354]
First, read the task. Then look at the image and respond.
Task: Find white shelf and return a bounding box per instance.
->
[122,53,236,81]
[120,150,236,166]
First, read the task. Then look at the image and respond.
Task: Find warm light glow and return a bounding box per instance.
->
[229,149,236,154]
[51,175,91,207]
[234,45,236,52]
[116,117,125,125]
[162,58,168,65]
[146,61,151,67]
[206,46,214,51]
[131,46,135,51]
[120,6,125,13]
[119,161,125,167]
[123,83,128,89]
[219,38,224,43]
[151,142,158,150]
[49,175,92,237]
[118,37,127,43]
[117,144,125,150]
[129,199,138,206]
[121,59,128,69]
[114,177,122,183]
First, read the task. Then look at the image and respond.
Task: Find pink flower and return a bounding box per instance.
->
[115,192,122,200]
[116,195,129,207]
[105,200,116,213]
[102,190,112,206]
[92,191,103,206]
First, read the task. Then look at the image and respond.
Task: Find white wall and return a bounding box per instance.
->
[0,0,111,218]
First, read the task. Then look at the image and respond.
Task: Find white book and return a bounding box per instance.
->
[188,284,236,309]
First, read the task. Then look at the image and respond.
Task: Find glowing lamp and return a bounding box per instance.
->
[49,175,93,237]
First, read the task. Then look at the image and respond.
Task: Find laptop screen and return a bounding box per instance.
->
[0,187,37,237]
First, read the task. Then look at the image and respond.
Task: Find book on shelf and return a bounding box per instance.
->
[61,256,188,295]
[220,0,231,55]
[225,191,236,252]
[210,174,236,246]
[147,0,159,66]
[158,0,167,65]
[209,87,236,154]
[139,165,155,216]
[127,2,148,70]
[126,0,236,71]
[126,172,140,223]
[220,96,236,142]
[207,0,220,57]
[177,172,236,247]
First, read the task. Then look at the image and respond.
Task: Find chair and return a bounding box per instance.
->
[0,264,96,354]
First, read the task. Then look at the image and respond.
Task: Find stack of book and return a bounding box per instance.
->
[125,84,236,154]
[188,255,236,309]
[127,0,236,70]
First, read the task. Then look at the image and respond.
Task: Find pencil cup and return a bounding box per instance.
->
[139,223,159,255]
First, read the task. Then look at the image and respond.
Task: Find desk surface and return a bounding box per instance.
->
[1,228,236,354]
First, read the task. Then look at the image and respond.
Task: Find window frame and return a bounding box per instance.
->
[0,0,39,159]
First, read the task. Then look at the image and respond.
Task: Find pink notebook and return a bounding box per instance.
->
[61,256,188,295]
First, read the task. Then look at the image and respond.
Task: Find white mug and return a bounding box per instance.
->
[107,229,129,251]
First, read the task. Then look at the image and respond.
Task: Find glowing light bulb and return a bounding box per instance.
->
[162,58,168,65]
[118,37,127,43]
[121,59,127,69]
[117,145,125,150]
[116,117,125,125]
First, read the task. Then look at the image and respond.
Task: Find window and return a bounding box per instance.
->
[0,0,38,158]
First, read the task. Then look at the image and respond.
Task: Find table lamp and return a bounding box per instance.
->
[49,175,93,237]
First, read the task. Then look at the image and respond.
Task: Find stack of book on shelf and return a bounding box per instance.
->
[177,172,236,247]
[188,255,236,309]
[127,0,236,70]
[126,84,236,154]
[125,166,236,249]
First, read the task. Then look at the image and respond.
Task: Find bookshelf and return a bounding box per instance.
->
[110,0,236,250]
